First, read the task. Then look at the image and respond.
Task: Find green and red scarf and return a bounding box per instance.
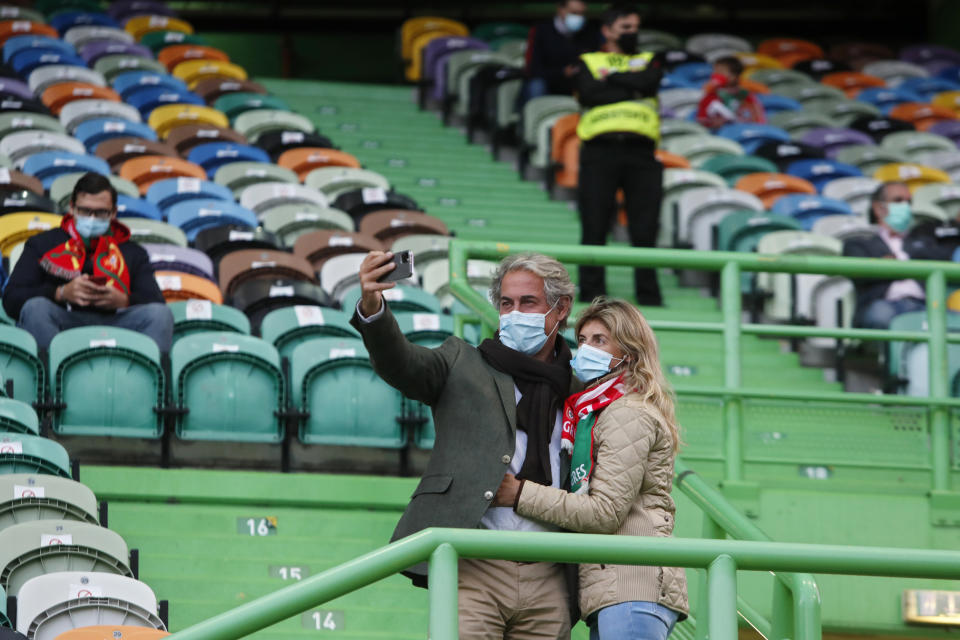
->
[561,373,627,494]
[39,215,131,295]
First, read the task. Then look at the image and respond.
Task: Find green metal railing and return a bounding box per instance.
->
[165,527,960,640]
[447,240,960,494]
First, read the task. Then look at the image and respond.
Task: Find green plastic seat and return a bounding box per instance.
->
[290,337,405,448]
[881,130,958,160]
[659,119,708,146]
[93,55,168,83]
[472,22,529,42]
[716,210,803,292]
[0,398,38,435]
[260,306,358,362]
[768,110,834,137]
[124,218,187,247]
[49,172,138,212]
[0,520,131,596]
[169,300,251,343]
[213,161,298,196]
[450,51,516,118]
[140,30,206,54]
[492,38,526,60]
[233,109,315,143]
[698,155,779,186]
[213,92,290,122]
[747,68,815,92]
[638,28,683,52]
[0,473,98,531]
[835,145,909,176]
[171,332,284,442]
[0,326,44,406]
[778,83,846,108]
[913,184,960,218]
[664,134,744,167]
[260,204,353,247]
[49,326,163,439]
[0,6,44,22]
[0,113,66,142]
[531,111,570,170]
[390,234,450,275]
[0,583,8,627]
[811,99,881,126]
[303,167,390,201]
[0,433,70,478]
[521,95,579,149]
[340,284,443,317]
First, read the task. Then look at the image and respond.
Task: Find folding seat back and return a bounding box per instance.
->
[213,161,297,195]
[755,93,802,115]
[0,399,37,435]
[913,183,960,218]
[41,83,120,116]
[833,145,909,176]
[403,18,470,83]
[0,520,131,596]
[888,102,959,131]
[239,181,327,214]
[872,162,951,191]
[755,230,843,320]
[390,234,451,276]
[147,104,228,139]
[821,71,887,97]
[0,96,49,117]
[171,60,246,90]
[125,86,203,119]
[16,572,164,640]
[675,187,765,250]
[0,473,97,531]
[0,76,34,102]
[657,118,707,145]
[232,109,314,144]
[421,259,497,310]
[144,244,213,280]
[927,119,960,146]
[171,332,283,442]
[0,213,62,258]
[79,41,152,68]
[144,176,233,211]
[798,126,875,159]
[0,112,66,141]
[778,83,846,107]
[784,158,863,191]
[451,52,516,119]
[292,230,383,273]
[1,132,85,167]
[277,148,360,181]
[49,173,137,213]
[111,71,189,102]
[421,36,487,96]
[95,137,176,172]
[770,193,855,230]
[169,300,250,342]
[810,214,872,240]
[140,29,204,53]
[125,14,193,40]
[59,101,141,135]
[185,141,269,177]
[193,78,267,106]
[118,155,206,195]
[881,130,957,159]
[63,26,133,50]
[664,134,744,167]
[520,96,579,148]
[290,337,405,447]
[303,167,390,202]
[716,210,802,253]
[915,150,960,182]
[317,254,367,302]
[0,433,70,478]
[154,271,223,304]
[229,278,334,331]
[715,123,790,154]
[767,110,833,137]
[733,52,784,71]
[686,33,751,59]
[93,55,167,83]
[340,284,443,318]
[260,205,353,248]
[50,10,119,34]
[932,90,960,115]
[165,198,257,242]
[821,176,881,216]
[0,191,56,216]
[73,118,158,151]
[906,342,960,397]
[734,172,817,208]
[157,44,229,72]
[48,326,163,439]
[656,88,702,119]
[861,59,928,85]
[123,218,186,247]
[357,209,448,244]
[658,168,726,247]
[253,130,333,162]
[260,306,358,361]
[698,154,778,186]
[212,92,288,122]
[218,249,316,298]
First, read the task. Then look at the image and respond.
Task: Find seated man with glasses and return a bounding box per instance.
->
[3,172,173,351]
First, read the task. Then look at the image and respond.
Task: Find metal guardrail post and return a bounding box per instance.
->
[429,543,459,640]
[696,515,724,640]
[771,578,793,640]
[721,262,744,483]
[708,554,738,640]
[927,270,951,493]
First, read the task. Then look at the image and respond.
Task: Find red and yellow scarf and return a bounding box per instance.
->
[39,215,131,295]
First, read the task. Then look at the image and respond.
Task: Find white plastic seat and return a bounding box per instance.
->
[676,187,764,249]
[28,66,107,95]
[913,183,960,218]
[304,167,390,201]
[239,181,328,215]
[915,151,960,183]
[59,100,141,133]
[821,176,881,218]
[63,26,134,49]
[659,168,727,247]
[658,88,703,119]
[862,60,929,87]
[0,131,85,168]
[319,253,366,301]
[755,231,843,321]
[421,258,497,310]
[810,214,872,240]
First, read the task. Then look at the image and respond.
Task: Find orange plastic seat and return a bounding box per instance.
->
[757,38,824,66]
[551,113,581,189]
[41,82,121,115]
[125,15,194,41]
[655,149,691,170]
[155,270,223,304]
[54,626,170,640]
[888,102,959,131]
[157,44,230,72]
[821,71,886,98]
[734,172,816,208]
[118,155,207,194]
[873,163,951,192]
[276,148,361,181]
[739,79,771,95]
[0,20,57,46]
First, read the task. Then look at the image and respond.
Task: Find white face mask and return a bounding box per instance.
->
[498,301,560,355]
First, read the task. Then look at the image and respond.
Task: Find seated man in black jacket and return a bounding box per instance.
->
[904,203,960,262]
[3,172,173,351]
[842,181,925,329]
[522,0,600,102]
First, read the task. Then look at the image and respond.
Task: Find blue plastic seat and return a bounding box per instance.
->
[166,198,258,241]
[73,117,157,151]
[785,158,863,191]
[144,177,234,212]
[21,151,111,190]
[670,62,712,87]
[0,326,44,406]
[111,70,189,100]
[898,76,960,101]
[660,74,701,90]
[10,49,86,77]
[3,36,75,64]
[126,86,204,118]
[48,326,164,438]
[49,10,119,33]
[186,142,270,177]
[116,194,162,220]
[716,123,791,154]
[770,193,854,230]
[856,87,925,112]
[755,93,802,114]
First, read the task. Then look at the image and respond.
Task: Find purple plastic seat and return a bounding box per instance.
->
[427,37,489,102]
[800,127,875,159]
[927,120,960,146]
[0,77,33,100]
[79,41,152,66]
[901,44,960,69]
[142,243,214,280]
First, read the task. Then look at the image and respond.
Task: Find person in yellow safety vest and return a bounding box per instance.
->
[574,3,664,305]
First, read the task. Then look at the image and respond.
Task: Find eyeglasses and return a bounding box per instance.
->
[74,206,114,218]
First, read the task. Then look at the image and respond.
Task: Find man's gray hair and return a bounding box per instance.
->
[489,252,576,327]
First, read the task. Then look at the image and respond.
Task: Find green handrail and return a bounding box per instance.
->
[164,527,960,640]
[447,241,960,492]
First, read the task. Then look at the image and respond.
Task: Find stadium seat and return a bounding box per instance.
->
[111,70,188,101]
[10,49,85,79]
[64,26,134,50]
[340,284,443,317]
[0,520,132,596]
[124,218,187,247]
[358,209,448,244]
[855,87,924,111]
[402,17,469,82]
[755,230,843,321]
[125,14,193,40]
[0,6,44,23]
[863,59,929,86]
[193,224,280,265]
[147,104,228,139]
[716,123,791,154]
[193,78,267,105]
[799,127,875,159]
[785,158,863,191]
[1,131,85,167]
[834,145,909,175]
[0,96,49,117]
[59,100,141,133]
[229,278,334,331]
[755,93,802,114]
[140,29,205,54]
[170,332,283,442]
[822,71,887,97]
[905,342,960,397]
[927,119,960,145]
[172,59,247,90]
[0,112,65,142]
[120,194,170,219]
[887,311,960,388]
[16,572,164,639]
[899,76,960,101]
[318,253,368,301]
[0,213,62,257]
[756,40,824,67]
[699,155,778,186]
[93,55,167,83]
[292,230,383,273]
[143,244,214,280]
[166,198,257,242]
[303,167,390,201]
[260,205,354,248]
[253,130,335,161]
[658,119,707,145]
[212,92,289,122]
[657,88,702,119]
[873,162,951,191]
[185,141,269,177]
[888,102,958,131]
[154,271,223,304]
[213,161,298,195]
[793,58,851,80]
[663,135,744,167]
[157,44,229,72]
[290,337,405,448]
[389,236,451,279]
[916,150,960,182]
[811,214,872,240]
[675,187,765,250]
[94,137,177,172]
[913,183,960,217]
[767,110,834,137]
[40,83,120,116]
[239,182,328,214]
[733,52,785,71]
[881,129,957,159]
[754,140,826,170]
[770,193,855,230]
[658,168,726,247]
[0,434,70,478]
[169,300,250,342]
[79,41,152,67]
[118,155,206,194]
[715,210,802,254]
[72,118,158,151]
[734,172,817,207]
[0,169,43,198]
[53,627,169,640]
[0,473,98,530]
[125,86,204,118]
[144,176,233,211]
[0,398,37,435]
[818,176,880,217]
[686,33,751,60]
[421,258,497,311]
[260,306,359,361]
[48,326,163,438]
[277,148,360,181]
[232,109,315,143]
[218,249,316,298]
[0,191,56,215]
[778,83,846,109]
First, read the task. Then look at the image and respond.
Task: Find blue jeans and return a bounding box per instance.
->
[589,601,679,640]
[18,297,174,352]
[859,296,925,330]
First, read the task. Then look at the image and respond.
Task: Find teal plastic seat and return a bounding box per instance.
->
[0,583,7,627]
[48,327,163,439]
[716,211,803,292]
[124,218,187,247]
[260,306,359,362]
[290,337,405,448]
[340,284,443,316]
[659,119,708,146]
[171,332,284,442]
[169,300,251,343]
[768,111,833,137]
[0,326,44,406]
[0,519,132,596]
[0,434,70,478]
[888,311,960,383]
[0,474,98,532]
[0,398,38,435]
[213,92,290,122]
[698,154,778,186]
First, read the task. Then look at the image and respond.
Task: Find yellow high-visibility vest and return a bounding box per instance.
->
[577,51,660,142]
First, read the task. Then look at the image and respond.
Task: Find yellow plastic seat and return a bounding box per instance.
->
[0,212,61,256]
[147,104,229,139]
[873,163,951,192]
[124,15,194,41]
[932,91,960,115]
[171,60,247,90]
[402,17,469,82]
[734,52,784,71]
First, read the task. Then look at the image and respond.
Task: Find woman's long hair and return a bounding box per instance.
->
[575,297,681,454]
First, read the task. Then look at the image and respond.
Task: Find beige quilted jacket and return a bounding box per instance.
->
[515,392,689,620]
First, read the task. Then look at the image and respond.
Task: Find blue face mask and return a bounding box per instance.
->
[499,301,559,355]
[886,202,913,233]
[75,215,110,239]
[571,343,625,382]
[563,13,585,32]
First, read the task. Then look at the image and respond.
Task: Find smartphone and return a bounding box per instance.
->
[89,275,109,285]
[378,251,414,283]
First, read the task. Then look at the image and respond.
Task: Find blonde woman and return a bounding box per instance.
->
[494,297,688,640]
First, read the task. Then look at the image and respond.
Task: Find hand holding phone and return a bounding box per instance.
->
[377,250,414,283]
[89,275,109,286]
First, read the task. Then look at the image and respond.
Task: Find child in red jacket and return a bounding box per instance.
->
[696,56,766,128]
